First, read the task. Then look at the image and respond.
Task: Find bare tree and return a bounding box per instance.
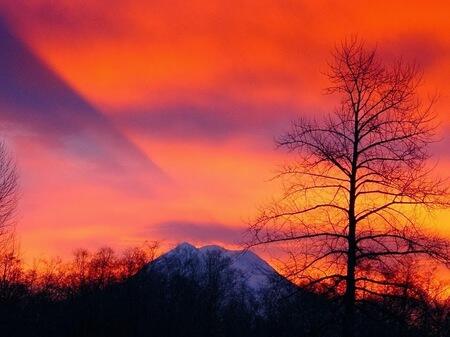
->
[0,140,19,305]
[248,39,450,337]
[118,240,159,278]
[0,141,17,252]
[68,248,91,292]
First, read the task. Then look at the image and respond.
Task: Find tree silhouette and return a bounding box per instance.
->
[248,38,450,337]
[0,141,17,253]
[0,140,18,300]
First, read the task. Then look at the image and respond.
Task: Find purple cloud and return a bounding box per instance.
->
[0,16,161,174]
[381,34,445,70]
[113,99,307,142]
[149,220,245,245]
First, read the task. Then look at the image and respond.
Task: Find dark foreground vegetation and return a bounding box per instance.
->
[0,244,448,337]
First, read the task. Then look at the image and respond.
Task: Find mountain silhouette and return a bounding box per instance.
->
[148,242,287,295]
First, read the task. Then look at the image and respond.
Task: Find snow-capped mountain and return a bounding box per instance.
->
[147,242,281,292]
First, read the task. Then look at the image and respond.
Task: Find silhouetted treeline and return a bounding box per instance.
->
[0,244,448,337]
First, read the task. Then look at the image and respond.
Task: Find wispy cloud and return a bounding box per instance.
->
[0,16,162,174]
[149,220,245,245]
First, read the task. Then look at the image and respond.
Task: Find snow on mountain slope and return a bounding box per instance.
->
[147,242,280,292]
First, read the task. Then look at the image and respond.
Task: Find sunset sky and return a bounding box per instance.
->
[0,0,449,262]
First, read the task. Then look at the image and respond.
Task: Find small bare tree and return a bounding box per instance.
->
[248,39,450,337]
[118,241,159,279]
[0,140,19,303]
[0,141,18,255]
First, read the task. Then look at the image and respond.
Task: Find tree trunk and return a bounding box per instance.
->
[343,109,359,337]
[344,177,357,337]
[343,215,357,337]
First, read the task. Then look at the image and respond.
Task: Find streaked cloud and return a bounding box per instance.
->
[150,221,245,246]
[0,0,447,261]
[0,16,162,174]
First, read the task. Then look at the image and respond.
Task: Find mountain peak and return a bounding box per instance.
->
[148,242,280,292]
[198,244,226,253]
[174,242,197,251]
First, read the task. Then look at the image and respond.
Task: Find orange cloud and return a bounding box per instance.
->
[0,1,448,264]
